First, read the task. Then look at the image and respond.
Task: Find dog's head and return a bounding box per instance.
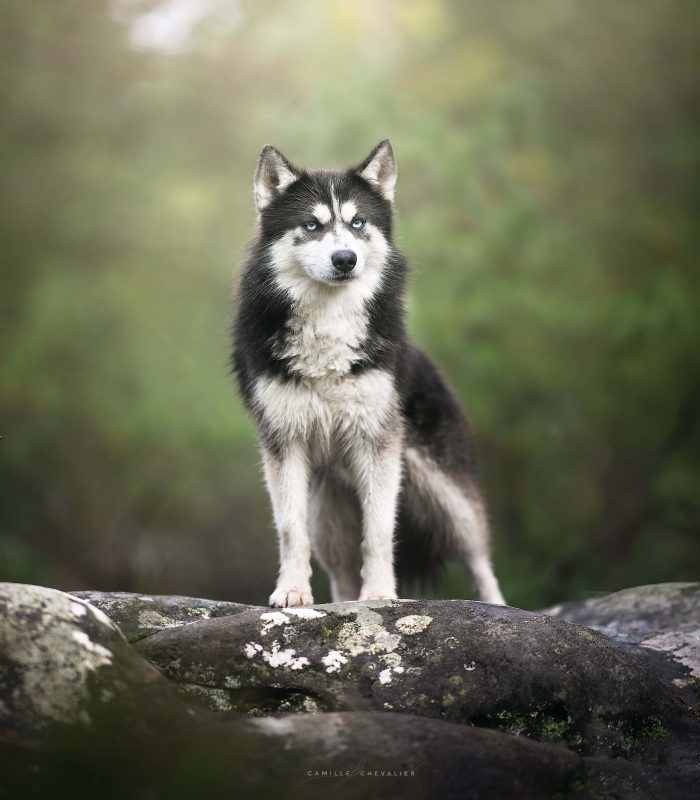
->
[253,141,396,290]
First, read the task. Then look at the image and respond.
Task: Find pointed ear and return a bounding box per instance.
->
[253,145,299,212]
[357,139,397,202]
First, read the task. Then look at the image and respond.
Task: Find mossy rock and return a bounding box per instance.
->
[0,583,192,738]
[135,598,676,754]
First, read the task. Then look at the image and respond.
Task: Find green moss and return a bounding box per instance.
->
[541,717,575,742]
[608,715,669,754]
[692,677,700,699]
[473,703,584,750]
[494,709,530,736]
[644,720,669,740]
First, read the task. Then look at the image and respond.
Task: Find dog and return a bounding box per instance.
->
[232,141,506,608]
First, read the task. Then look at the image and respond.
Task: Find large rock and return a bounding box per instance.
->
[2,582,699,799]
[135,598,675,754]
[184,711,665,800]
[1,708,667,800]
[545,583,700,709]
[0,583,193,738]
[71,590,256,643]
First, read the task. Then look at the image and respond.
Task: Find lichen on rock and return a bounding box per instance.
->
[3,581,699,799]
[0,583,184,735]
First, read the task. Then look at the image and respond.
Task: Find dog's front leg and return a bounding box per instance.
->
[351,434,403,601]
[262,443,314,607]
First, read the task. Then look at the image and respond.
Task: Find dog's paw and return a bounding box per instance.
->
[358,590,398,602]
[269,586,314,607]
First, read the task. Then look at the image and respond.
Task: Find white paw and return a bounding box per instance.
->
[269,586,314,608]
[482,590,507,606]
[359,589,398,602]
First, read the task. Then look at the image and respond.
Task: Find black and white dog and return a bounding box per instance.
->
[232,141,505,607]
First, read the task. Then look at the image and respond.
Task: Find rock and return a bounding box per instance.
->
[0,583,194,739]
[193,711,653,800]
[2,582,698,799]
[0,706,686,799]
[544,583,700,710]
[71,590,256,643]
[135,598,675,754]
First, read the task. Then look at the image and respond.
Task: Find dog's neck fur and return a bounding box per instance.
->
[273,281,371,380]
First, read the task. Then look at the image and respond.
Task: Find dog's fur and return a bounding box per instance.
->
[232,141,505,607]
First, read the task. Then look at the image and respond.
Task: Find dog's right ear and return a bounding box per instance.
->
[254,145,299,212]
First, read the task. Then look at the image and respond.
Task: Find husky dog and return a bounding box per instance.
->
[232,141,506,608]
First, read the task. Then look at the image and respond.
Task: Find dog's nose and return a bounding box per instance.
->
[331,249,357,273]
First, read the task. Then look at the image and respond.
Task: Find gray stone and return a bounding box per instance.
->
[71,590,256,643]
[1,705,675,800]
[544,583,700,709]
[214,711,651,800]
[2,582,699,799]
[0,583,193,737]
[135,597,675,754]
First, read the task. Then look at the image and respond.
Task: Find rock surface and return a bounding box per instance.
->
[545,583,700,710]
[135,598,674,754]
[72,590,257,643]
[1,581,699,799]
[0,583,192,738]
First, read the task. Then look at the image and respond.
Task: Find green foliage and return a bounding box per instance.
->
[1,0,698,607]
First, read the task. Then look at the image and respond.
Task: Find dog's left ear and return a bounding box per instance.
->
[357,140,397,202]
[254,145,300,212]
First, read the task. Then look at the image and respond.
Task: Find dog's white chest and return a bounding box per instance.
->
[275,289,369,379]
[280,309,366,378]
[253,370,397,456]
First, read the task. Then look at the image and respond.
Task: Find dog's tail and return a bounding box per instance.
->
[394,462,452,597]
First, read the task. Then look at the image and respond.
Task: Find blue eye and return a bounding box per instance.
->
[305,221,318,231]
[351,218,365,229]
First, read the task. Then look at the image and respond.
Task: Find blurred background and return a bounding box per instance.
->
[1,0,698,609]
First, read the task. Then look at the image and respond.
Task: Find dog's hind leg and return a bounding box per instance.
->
[309,469,362,602]
[404,446,506,605]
